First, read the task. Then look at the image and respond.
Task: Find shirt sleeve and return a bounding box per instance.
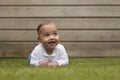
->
[30,46,40,67]
[56,45,69,66]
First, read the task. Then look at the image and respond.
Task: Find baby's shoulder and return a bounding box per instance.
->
[57,44,64,48]
[34,43,43,50]
[56,44,65,51]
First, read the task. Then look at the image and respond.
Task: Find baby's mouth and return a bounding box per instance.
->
[48,41,56,46]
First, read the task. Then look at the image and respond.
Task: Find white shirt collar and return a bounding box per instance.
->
[41,44,57,57]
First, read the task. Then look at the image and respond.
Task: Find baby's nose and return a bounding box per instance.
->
[49,35,54,39]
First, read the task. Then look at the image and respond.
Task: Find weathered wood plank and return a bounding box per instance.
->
[0,30,37,41]
[0,18,120,30]
[64,42,120,57]
[0,42,37,49]
[0,49,32,57]
[0,42,120,57]
[0,0,120,5]
[0,30,120,41]
[0,6,120,17]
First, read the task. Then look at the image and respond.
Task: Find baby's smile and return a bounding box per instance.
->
[48,40,56,46]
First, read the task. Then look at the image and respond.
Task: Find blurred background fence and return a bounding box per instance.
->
[0,0,120,57]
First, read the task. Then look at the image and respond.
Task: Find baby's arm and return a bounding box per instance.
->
[56,54,69,66]
[30,48,42,66]
[56,45,69,66]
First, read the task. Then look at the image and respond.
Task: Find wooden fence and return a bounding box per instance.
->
[0,0,120,57]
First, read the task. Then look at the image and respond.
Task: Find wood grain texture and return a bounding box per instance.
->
[0,0,120,57]
[0,0,120,5]
[0,18,120,30]
[0,30,120,41]
[0,42,120,57]
[0,6,120,17]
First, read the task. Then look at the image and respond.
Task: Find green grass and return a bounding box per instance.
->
[0,58,120,80]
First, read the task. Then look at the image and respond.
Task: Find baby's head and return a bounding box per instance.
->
[37,22,60,51]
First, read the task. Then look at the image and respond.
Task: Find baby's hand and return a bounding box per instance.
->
[47,62,58,67]
[39,61,49,67]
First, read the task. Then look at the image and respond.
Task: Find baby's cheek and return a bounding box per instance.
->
[43,38,49,43]
[56,37,60,41]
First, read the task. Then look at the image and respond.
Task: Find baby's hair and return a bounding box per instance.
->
[37,21,54,34]
[37,24,43,34]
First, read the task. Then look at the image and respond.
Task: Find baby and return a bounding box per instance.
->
[29,22,69,67]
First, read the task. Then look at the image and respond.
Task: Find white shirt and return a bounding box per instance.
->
[30,43,69,66]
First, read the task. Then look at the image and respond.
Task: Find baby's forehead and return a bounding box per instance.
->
[37,22,58,35]
[39,23,58,33]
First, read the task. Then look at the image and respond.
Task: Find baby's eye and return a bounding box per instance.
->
[44,34,49,38]
[53,32,58,36]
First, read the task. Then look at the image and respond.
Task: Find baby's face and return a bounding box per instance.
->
[38,23,59,50]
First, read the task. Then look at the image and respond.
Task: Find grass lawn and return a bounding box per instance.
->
[0,58,120,80]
